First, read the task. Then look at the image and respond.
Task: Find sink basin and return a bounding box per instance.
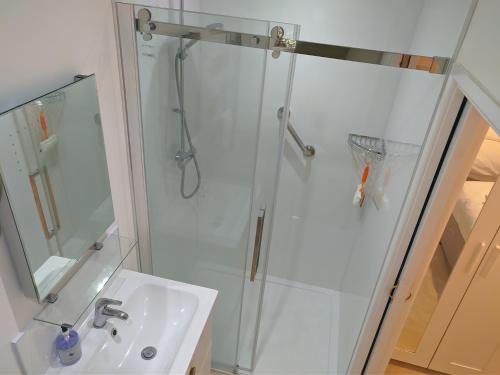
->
[46,270,217,374]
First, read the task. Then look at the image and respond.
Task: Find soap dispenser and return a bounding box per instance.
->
[55,324,82,366]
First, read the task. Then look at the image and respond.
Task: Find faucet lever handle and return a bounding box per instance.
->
[95,298,122,309]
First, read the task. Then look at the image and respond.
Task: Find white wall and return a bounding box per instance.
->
[457,0,500,106]
[0,272,22,374]
[341,0,472,299]
[0,1,133,372]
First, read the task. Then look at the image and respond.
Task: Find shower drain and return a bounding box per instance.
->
[141,346,157,360]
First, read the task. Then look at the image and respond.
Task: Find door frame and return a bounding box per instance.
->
[360,65,500,374]
[113,2,152,274]
[391,90,500,367]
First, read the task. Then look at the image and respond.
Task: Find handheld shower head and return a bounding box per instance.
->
[177,22,224,60]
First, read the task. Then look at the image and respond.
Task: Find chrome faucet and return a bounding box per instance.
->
[93,298,129,328]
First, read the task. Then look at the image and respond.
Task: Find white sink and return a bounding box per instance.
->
[46,270,217,374]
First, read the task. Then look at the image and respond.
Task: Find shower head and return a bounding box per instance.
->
[177,22,224,60]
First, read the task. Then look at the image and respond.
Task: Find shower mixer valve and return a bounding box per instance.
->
[175,149,195,167]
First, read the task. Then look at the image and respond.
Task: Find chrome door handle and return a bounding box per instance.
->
[250,208,266,282]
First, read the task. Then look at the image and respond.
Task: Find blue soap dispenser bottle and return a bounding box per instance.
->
[55,324,82,366]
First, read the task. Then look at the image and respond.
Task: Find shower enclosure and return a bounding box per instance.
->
[115,1,474,373]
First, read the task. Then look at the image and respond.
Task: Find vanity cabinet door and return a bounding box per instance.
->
[429,227,500,374]
[187,315,212,375]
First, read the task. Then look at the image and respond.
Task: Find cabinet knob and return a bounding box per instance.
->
[189,367,197,375]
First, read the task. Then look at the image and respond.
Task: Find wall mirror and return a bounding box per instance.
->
[0,75,114,302]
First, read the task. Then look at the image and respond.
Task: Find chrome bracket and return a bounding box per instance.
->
[137,8,155,41]
[46,293,58,303]
[270,26,297,59]
[92,242,104,251]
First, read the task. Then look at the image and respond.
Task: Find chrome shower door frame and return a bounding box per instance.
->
[115,3,153,275]
[135,12,450,75]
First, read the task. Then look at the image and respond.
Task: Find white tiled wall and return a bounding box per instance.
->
[457,0,500,105]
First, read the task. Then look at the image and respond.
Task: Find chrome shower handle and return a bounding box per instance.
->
[277,107,315,158]
[250,208,266,282]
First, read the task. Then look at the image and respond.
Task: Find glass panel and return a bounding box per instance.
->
[0,75,115,301]
[34,231,137,326]
[239,2,474,374]
[396,124,500,353]
[134,6,295,371]
[236,21,299,371]
[126,1,474,373]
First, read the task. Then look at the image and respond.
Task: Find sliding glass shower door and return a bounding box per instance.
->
[119,1,474,374]
[130,6,297,371]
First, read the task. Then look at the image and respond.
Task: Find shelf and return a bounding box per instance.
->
[33,230,136,327]
[348,133,421,161]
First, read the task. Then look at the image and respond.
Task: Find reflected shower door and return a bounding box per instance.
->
[129,6,297,372]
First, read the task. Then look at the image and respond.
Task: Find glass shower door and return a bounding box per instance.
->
[124,2,474,374]
[132,6,297,371]
[248,5,472,375]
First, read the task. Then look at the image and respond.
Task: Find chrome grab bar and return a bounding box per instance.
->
[277,107,315,158]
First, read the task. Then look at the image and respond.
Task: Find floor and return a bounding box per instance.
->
[252,277,340,375]
[208,277,446,375]
[386,360,446,375]
[213,357,444,375]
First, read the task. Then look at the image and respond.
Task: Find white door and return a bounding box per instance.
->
[429,226,500,374]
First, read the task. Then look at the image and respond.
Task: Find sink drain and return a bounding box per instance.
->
[141,346,157,360]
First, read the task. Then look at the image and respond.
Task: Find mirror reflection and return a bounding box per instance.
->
[0,75,114,302]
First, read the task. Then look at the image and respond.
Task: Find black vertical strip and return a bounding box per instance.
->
[361,97,468,374]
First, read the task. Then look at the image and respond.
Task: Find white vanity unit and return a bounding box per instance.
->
[45,270,217,375]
